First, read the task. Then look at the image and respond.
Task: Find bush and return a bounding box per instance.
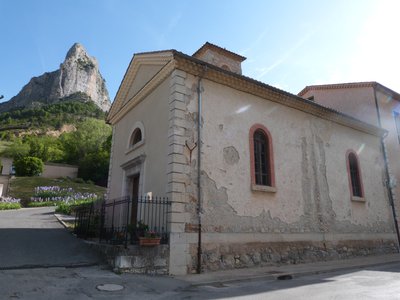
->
[0,203,21,210]
[29,185,98,210]
[27,201,56,208]
[73,178,85,184]
[55,199,94,215]
[0,196,21,210]
[55,202,73,215]
[14,156,44,176]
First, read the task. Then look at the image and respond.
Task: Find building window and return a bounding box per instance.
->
[249,124,276,192]
[126,121,145,153]
[254,130,270,185]
[346,150,364,199]
[131,128,142,146]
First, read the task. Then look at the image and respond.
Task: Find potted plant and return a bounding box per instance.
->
[139,230,161,246]
[136,220,149,238]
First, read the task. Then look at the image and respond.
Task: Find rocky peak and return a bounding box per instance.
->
[65,42,86,59]
[0,43,111,113]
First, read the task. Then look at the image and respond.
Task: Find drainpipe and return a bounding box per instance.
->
[196,76,203,274]
[374,89,400,251]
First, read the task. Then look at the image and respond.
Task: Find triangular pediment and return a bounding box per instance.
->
[124,64,165,103]
[108,51,174,122]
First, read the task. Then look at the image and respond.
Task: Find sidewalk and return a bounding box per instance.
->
[53,213,400,286]
[177,253,400,286]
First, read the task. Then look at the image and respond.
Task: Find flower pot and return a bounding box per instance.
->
[139,237,161,246]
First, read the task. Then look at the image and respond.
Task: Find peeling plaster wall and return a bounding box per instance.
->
[108,78,170,200]
[178,74,397,272]
[306,87,400,231]
[375,89,400,224]
[196,78,393,233]
[301,87,379,126]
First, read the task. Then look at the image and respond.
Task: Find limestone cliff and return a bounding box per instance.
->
[0,43,111,112]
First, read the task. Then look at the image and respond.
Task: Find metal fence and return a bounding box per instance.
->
[74,196,171,247]
[74,199,103,239]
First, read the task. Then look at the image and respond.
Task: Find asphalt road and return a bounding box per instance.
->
[180,262,400,300]
[0,207,101,269]
[1,261,400,299]
[1,207,400,299]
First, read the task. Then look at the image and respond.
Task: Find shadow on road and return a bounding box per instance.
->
[0,208,102,270]
[180,263,400,299]
[0,228,102,269]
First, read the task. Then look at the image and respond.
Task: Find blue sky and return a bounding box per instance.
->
[0,0,399,103]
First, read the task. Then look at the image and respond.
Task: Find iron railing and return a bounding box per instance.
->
[74,199,103,239]
[74,196,171,247]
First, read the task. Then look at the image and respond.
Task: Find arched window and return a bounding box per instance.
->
[130,128,142,146]
[249,124,275,191]
[254,130,270,185]
[126,121,145,153]
[346,150,364,198]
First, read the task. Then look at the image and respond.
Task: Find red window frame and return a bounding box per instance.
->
[249,124,275,188]
[346,150,364,198]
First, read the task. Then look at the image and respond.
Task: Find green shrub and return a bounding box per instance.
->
[55,202,73,215]
[0,202,21,210]
[14,156,44,176]
[27,201,56,207]
[55,199,95,215]
[73,178,85,184]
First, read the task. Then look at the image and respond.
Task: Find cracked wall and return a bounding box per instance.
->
[177,74,397,272]
[159,71,397,273]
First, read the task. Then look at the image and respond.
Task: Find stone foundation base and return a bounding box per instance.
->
[86,241,169,274]
[193,239,398,272]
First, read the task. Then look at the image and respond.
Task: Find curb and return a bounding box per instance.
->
[181,256,400,286]
[0,262,99,271]
[54,213,75,230]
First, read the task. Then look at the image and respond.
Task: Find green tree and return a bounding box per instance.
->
[0,139,30,159]
[78,150,110,186]
[14,156,44,176]
[60,118,111,164]
[28,136,64,162]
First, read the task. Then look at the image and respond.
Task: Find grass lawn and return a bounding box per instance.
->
[8,177,106,204]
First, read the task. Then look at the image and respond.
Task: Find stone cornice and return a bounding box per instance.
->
[109,48,387,137]
[173,54,386,137]
[120,154,146,170]
[108,57,176,124]
[298,82,400,101]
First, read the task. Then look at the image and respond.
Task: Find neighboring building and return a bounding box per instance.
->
[0,157,78,179]
[107,43,398,275]
[299,82,400,229]
[0,157,78,197]
[0,157,13,196]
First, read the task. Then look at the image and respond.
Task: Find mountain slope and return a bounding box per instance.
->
[0,43,111,113]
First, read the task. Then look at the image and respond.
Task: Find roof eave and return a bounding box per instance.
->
[173,52,386,138]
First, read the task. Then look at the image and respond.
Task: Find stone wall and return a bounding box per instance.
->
[42,162,78,179]
[87,242,169,275]
[196,240,397,272]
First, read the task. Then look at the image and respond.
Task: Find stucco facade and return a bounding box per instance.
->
[107,44,398,275]
[299,83,400,231]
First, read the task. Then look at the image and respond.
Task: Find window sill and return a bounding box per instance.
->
[351,196,365,202]
[251,184,277,193]
[125,140,145,154]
